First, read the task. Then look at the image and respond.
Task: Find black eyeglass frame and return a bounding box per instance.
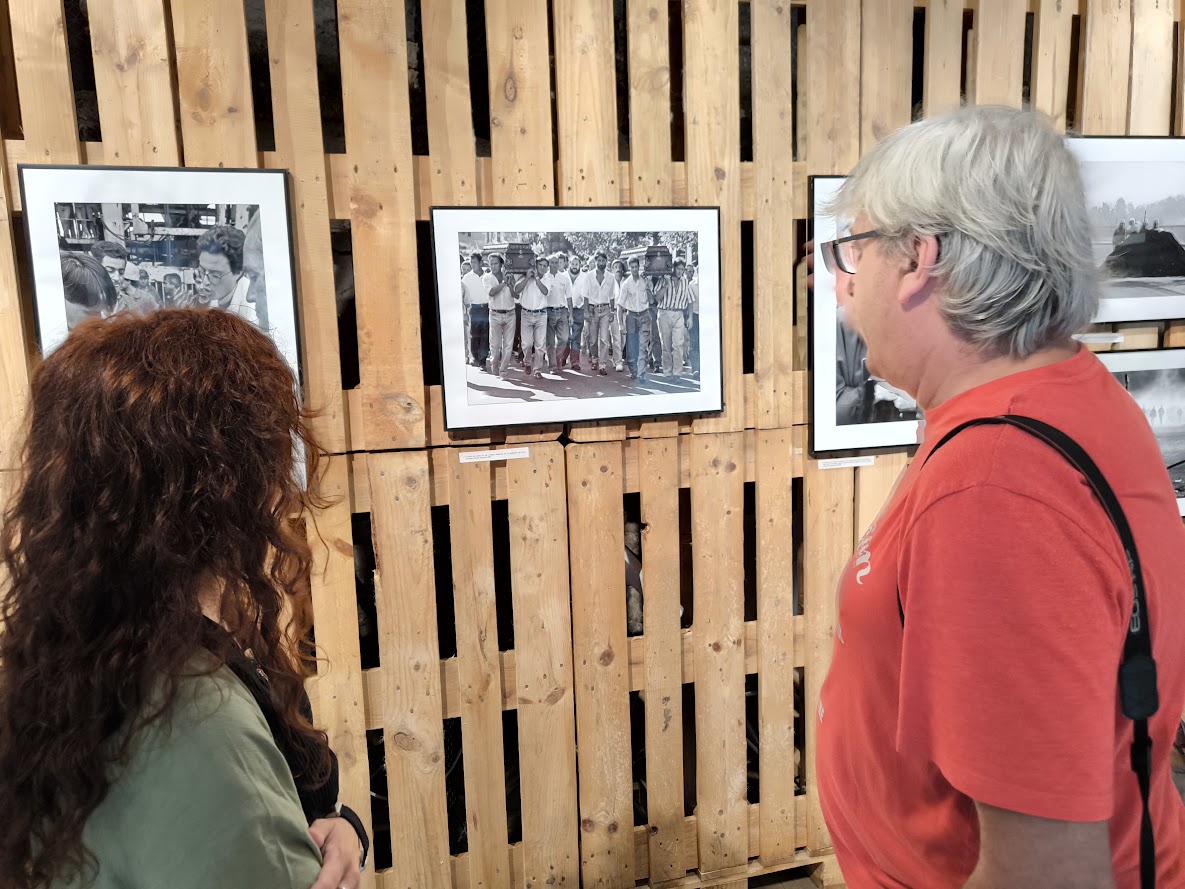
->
[820,230,881,276]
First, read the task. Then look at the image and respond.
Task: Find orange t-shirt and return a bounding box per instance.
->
[817,346,1185,888]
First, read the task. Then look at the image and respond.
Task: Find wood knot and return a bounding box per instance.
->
[504,74,518,102]
[607,822,618,834]
[724,461,736,473]
[598,647,614,666]
[711,641,722,652]
[581,819,595,832]
[714,167,726,180]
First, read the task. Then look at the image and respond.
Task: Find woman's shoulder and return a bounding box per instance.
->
[76,657,322,889]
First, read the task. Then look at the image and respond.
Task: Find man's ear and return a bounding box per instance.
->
[898,234,940,306]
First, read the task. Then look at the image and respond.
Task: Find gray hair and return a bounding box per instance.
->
[832,104,1098,358]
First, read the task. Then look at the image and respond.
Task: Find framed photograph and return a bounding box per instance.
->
[1098,349,1185,516]
[429,206,722,430]
[18,164,301,386]
[810,176,921,454]
[1068,137,1185,323]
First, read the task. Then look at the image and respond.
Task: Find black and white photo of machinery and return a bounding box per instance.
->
[19,165,301,387]
[1069,137,1185,324]
[1100,349,1185,516]
[430,206,722,430]
[810,175,921,454]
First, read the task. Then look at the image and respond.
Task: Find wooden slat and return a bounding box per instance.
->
[1031,0,1076,130]
[368,451,452,888]
[628,0,681,440]
[1113,322,1162,351]
[4,138,828,221]
[556,0,630,444]
[338,0,426,450]
[447,454,513,888]
[1080,0,1133,134]
[802,460,855,855]
[265,0,347,451]
[171,0,256,166]
[971,0,1028,108]
[8,0,79,164]
[691,433,749,875]
[807,0,860,174]
[859,0,913,153]
[639,439,688,884]
[755,429,797,863]
[86,0,180,165]
[486,0,555,203]
[0,134,28,469]
[686,0,744,438]
[358,614,809,729]
[853,451,910,549]
[751,0,796,430]
[376,800,827,889]
[306,458,373,889]
[422,0,479,206]
[795,20,808,164]
[923,0,964,117]
[1129,0,1173,135]
[506,443,581,886]
[567,443,635,886]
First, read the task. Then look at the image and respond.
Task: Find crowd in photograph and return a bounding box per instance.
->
[60,226,263,331]
[460,248,701,386]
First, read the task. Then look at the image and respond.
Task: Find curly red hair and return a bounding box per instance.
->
[0,309,330,888]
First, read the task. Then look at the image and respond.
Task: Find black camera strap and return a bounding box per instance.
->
[917,415,1159,889]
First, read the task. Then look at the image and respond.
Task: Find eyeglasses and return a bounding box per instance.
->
[195,266,232,283]
[820,230,881,276]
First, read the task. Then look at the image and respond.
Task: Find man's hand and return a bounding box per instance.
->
[308,817,362,889]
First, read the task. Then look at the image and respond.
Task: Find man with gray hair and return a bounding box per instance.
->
[814,105,1185,889]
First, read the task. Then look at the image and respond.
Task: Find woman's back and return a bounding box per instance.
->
[54,657,322,889]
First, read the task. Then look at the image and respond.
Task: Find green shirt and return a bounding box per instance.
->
[55,662,323,889]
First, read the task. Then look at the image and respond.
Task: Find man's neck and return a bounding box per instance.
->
[910,339,1080,412]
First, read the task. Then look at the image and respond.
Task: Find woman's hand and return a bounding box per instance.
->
[308,817,362,889]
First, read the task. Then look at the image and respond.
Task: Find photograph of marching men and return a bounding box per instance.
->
[1099,349,1185,516]
[811,176,922,454]
[19,165,301,386]
[1068,137,1185,323]
[430,207,722,430]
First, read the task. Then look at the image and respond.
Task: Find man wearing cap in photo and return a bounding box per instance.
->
[462,251,491,368]
[543,253,571,372]
[485,253,516,379]
[582,250,617,376]
[617,256,652,382]
[114,261,160,316]
[513,255,551,379]
[656,258,693,376]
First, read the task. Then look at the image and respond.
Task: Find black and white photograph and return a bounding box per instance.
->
[430,207,722,429]
[1099,349,1185,516]
[811,176,921,454]
[1068,137,1185,324]
[19,165,300,385]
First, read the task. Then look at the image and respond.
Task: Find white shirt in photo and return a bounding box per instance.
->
[617,275,649,312]
[519,276,549,310]
[462,270,489,306]
[582,269,617,306]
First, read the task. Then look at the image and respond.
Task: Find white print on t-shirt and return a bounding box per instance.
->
[837,519,878,647]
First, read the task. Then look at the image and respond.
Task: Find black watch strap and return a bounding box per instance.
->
[338,804,370,872]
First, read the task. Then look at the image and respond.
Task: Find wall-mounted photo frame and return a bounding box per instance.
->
[1098,348,1185,516]
[430,206,722,430]
[810,175,921,454]
[1068,137,1185,324]
[18,165,302,388]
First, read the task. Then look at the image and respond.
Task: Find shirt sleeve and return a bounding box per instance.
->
[897,483,1128,822]
[108,676,324,889]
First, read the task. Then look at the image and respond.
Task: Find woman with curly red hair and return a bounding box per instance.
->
[0,309,366,889]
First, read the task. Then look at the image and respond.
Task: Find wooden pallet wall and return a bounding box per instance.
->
[1,2,1184,888]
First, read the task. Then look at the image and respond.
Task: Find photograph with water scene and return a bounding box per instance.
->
[430,206,722,430]
[1069,138,1185,323]
[1100,349,1185,516]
